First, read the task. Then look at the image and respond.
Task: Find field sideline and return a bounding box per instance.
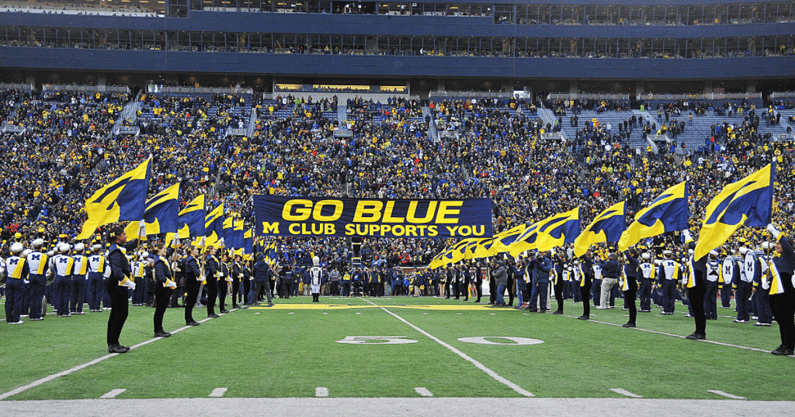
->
[1,295,794,414]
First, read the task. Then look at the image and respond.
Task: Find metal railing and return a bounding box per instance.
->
[637,92,761,101]
[546,93,630,101]
[41,84,130,93]
[148,85,253,95]
[0,83,35,91]
[429,91,515,99]
[770,91,795,100]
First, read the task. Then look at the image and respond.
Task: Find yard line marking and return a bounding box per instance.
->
[0,309,236,401]
[708,390,746,400]
[611,388,642,398]
[316,387,329,397]
[415,387,433,397]
[209,388,227,398]
[562,314,784,356]
[100,389,126,399]
[361,298,533,397]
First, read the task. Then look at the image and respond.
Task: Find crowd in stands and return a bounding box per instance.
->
[1,88,794,279]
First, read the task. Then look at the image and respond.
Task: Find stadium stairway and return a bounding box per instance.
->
[537,108,564,140]
[246,106,258,138]
[112,101,141,135]
[423,106,439,143]
[337,103,347,125]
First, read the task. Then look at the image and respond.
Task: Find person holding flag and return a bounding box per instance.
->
[765,223,795,356]
[106,226,140,353]
[153,241,177,338]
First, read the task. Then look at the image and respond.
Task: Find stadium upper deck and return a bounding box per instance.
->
[0,0,793,94]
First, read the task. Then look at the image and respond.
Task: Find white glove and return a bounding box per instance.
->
[767,223,781,239]
[682,229,693,242]
[167,281,177,289]
[218,272,224,278]
[124,281,136,291]
[198,275,205,282]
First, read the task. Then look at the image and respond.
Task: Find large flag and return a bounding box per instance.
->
[124,183,179,239]
[695,163,774,260]
[243,228,254,256]
[465,238,493,259]
[204,203,225,248]
[222,217,235,248]
[534,207,581,252]
[231,218,245,250]
[167,194,206,246]
[509,222,541,258]
[574,201,626,257]
[429,239,474,269]
[488,224,529,255]
[618,181,689,251]
[77,158,151,239]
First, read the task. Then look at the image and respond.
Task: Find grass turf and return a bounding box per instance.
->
[0,295,792,400]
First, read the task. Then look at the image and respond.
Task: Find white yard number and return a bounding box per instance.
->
[458,337,544,346]
[336,336,418,345]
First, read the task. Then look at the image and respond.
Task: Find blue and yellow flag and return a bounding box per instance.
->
[429,239,474,269]
[204,203,225,248]
[509,222,541,258]
[243,228,254,256]
[465,238,494,259]
[695,163,774,260]
[534,207,580,252]
[231,218,245,250]
[618,181,689,251]
[574,201,626,257]
[172,194,205,240]
[77,158,151,239]
[488,224,529,255]
[124,183,179,238]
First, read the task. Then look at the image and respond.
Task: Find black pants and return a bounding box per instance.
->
[580,281,591,317]
[771,273,795,349]
[625,278,638,325]
[206,278,218,315]
[507,277,514,306]
[185,281,200,323]
[154,285,170,333]
[553,280,564,312]
[281,280,292,298]
[106,283,129,347]
[218,280,228,310]
[474,279,482,302]
[232,279,240,307]
[330,281,339,296]
[688,272,707,335]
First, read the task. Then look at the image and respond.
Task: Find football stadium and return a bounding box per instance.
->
[1,0,795,415]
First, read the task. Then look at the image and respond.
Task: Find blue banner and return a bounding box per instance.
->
[253,196,493,239]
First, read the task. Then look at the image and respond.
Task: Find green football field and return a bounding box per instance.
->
[0,295,792,401]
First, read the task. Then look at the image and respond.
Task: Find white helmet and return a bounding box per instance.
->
[10,242,24,253]
[313,256,320,267]
[59,243,71,253]
[74,243,86,252]
[32,238,44,247]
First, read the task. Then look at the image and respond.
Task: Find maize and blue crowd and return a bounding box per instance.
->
[1,88,795,354]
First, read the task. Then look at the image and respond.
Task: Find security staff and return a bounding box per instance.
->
[183,245,202,326]
[766,223,795,355]
[341,269,352,296]
[70,243,89,315]
[704,250,721,320]
[4,242,28,324]
[27,239,49,321]
[153,242,176,337]
[107,226,138,353]
[53,243,74,317]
